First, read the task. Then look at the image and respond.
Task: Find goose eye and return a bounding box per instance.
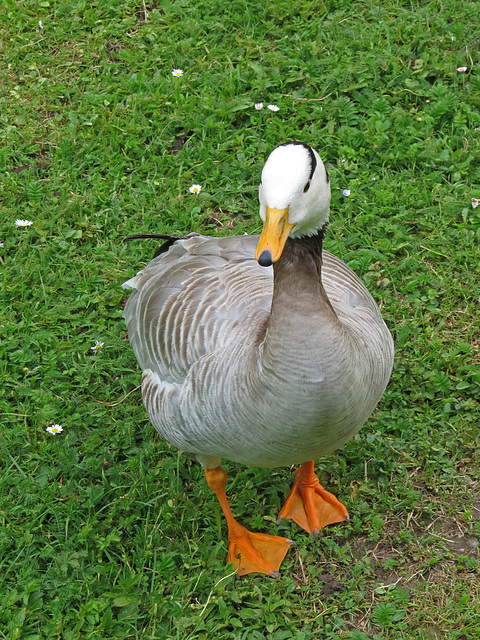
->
[303,180,310,193]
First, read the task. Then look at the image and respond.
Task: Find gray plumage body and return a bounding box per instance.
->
[123,231,394,470]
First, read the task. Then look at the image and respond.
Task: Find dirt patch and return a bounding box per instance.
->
[446,534,478,558]
[11,160,49,175]
[318,571,345,596]
[169,131,193,154]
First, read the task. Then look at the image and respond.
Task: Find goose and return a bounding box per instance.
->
[122,142,394,578]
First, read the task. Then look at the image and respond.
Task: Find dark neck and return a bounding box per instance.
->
[261,224,340,369]
[273,226,326,287]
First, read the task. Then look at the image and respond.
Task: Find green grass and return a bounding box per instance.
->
[1,0,480,638]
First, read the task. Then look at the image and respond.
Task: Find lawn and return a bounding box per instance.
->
[1,0,479,638]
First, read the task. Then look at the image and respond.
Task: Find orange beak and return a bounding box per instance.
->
[255,206,296,265]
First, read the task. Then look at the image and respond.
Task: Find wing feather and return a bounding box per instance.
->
[123,235,273,382]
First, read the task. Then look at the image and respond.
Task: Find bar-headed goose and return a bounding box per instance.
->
[123,142,394,577]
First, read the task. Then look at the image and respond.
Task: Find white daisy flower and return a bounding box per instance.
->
[46,424,63,435]
[0,242,3,247]
[254,103,264,110]
[457,66,467,72]
[472,198,479,209]
[15,219,33,227]
[189,184,202,195]
[342,189,351,197]
[172,69,184,77]
[91,340,104,353]
[267,104,279,112]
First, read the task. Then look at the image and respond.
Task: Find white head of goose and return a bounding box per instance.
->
[123,142,394,578]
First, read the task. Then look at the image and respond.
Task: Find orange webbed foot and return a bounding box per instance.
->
[205,465,294,577]
[228,524,294,577]
[277,461,349,537]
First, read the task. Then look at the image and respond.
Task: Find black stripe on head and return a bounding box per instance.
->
[278,141,317,181]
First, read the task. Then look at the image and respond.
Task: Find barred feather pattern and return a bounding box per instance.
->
[123,233,393,469]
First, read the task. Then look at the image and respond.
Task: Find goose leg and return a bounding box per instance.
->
[277,460,349,538]
[205,466,294,577]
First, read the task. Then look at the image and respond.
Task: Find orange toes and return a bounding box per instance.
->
[228,525,294,577]
[278,461,349,536]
